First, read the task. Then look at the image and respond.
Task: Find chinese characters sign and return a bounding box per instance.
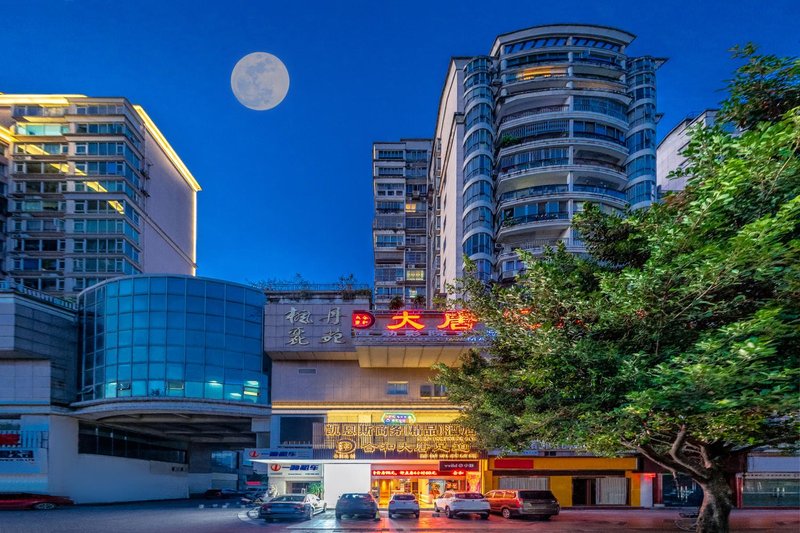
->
[265,302,362,353]
[372,469,442,477]
[313,422,482,460]
[352,310,480,338]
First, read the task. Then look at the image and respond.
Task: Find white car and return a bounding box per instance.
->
[434,491,490,519]
[388,493,420,518]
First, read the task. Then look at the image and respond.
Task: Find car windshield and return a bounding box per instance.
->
[392,494,415,500]
[455,493,484,499]
[518,490,555,500]
[341,494,371,500]
[272,495,305,502]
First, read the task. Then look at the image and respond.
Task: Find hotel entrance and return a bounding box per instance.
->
[370,465,478,508]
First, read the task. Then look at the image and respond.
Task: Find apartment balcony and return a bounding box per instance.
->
[497,238,586,262]
[495,159,626,195]
[496,104,570,128]
[374,247,404,263]
[497,212,571,239]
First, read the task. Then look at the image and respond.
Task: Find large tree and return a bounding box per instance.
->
[436,52,800,533]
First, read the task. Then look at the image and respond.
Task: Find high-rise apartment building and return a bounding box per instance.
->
[657,110,720,194]
[372,139,431,309]
[0,93,199,297]
[427,25,664,298]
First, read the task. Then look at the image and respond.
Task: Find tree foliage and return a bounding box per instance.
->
[436,51,800,533]
[720,43,800,130]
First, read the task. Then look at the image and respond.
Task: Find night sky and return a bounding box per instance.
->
[4,0,799,286]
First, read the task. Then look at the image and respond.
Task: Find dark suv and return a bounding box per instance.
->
[485,489,560,520]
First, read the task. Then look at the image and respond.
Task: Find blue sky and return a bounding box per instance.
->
[4,0,799,286]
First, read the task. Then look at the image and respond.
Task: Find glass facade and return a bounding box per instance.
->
[79,275,267,404]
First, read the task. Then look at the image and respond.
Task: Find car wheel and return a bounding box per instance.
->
[434,505,439,512]
[541,515,551,521]
[502,508,512,519]
[323,503,327,512]
[335,513,342,519]
[481,513,490,520]
[414,512,420,518]
[32,502,57,510]
[305,508,313,520]
[445,506,453,519]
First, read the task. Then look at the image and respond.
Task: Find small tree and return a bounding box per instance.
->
[436,50,800,533]
[388,296,405,310]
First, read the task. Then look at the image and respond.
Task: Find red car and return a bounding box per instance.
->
[0,493,74,510]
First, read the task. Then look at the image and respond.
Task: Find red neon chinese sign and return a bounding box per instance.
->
[437,311,478,331]
[371,469,467,477]
[387,311,425,330]
[352,311,375,329]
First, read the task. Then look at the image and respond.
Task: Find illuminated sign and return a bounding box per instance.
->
[372,469,439,477]
[372,469,469,477]
[352,310,480,338]
[352,311,375,329]
[314,422,482,460]
[381,412,416,425]
[439,461,479,472]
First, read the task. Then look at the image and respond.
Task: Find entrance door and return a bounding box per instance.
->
[572,478,597,505]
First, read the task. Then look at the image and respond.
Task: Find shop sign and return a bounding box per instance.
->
[314,422,482,460]
[440,460,479,472]
[0,449,33,461]
[352,310,480,337]
[245,448,313,460]
[243,448,312,465]
[269,464,321,477]
[381,412,416,425]
[0,434,21,446]
[493,458,534,469]
[373,469,440,477]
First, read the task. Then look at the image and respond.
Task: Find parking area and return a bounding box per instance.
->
[0,500,796,533]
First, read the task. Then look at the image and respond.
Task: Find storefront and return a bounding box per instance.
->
[370,461,481,508]
[266,463,324,496]
[486,456,643,507]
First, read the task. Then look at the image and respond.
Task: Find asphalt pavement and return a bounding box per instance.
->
[0,499,796,533]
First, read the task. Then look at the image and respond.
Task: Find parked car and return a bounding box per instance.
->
[203,488,244,499]
[485,489,560,520]
[240,488,268,505]
[258,493,326,521]
[388,493,420,518]
[334,493,379,520]
[434,491,490,519]
[0,493,74,510]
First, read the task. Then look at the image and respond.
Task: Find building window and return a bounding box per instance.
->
[406,269,425,281]
[386,382,409,395]
[420,384,447,398]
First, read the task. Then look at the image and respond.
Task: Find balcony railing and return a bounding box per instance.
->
[573,158,626,173]
[499,184,569,203]
[0,280,76,310]
[499,105,570,125]
[500,212,570,228]
[573,185,627,200]
[498,158,570,179]
[499,238,586,260]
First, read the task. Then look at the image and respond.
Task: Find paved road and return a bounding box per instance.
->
[0,499,796,533]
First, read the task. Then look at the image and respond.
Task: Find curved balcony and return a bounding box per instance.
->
[497,212,570,239]
[497,237,586,262]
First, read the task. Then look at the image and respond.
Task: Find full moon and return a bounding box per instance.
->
[230,52,290,111]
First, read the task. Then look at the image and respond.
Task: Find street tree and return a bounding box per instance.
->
[435,53,800,533]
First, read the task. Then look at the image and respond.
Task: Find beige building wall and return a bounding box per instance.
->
[430,59,468,298]
[271,360,451,405]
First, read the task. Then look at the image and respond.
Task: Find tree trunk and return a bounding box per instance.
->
[696,471,733,533]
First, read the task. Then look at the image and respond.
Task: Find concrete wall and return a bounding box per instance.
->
[323,463,371,507]
[271,360,443,404]
[0,294,78,405]
[140,125,196,275]
[47,415,188,503]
